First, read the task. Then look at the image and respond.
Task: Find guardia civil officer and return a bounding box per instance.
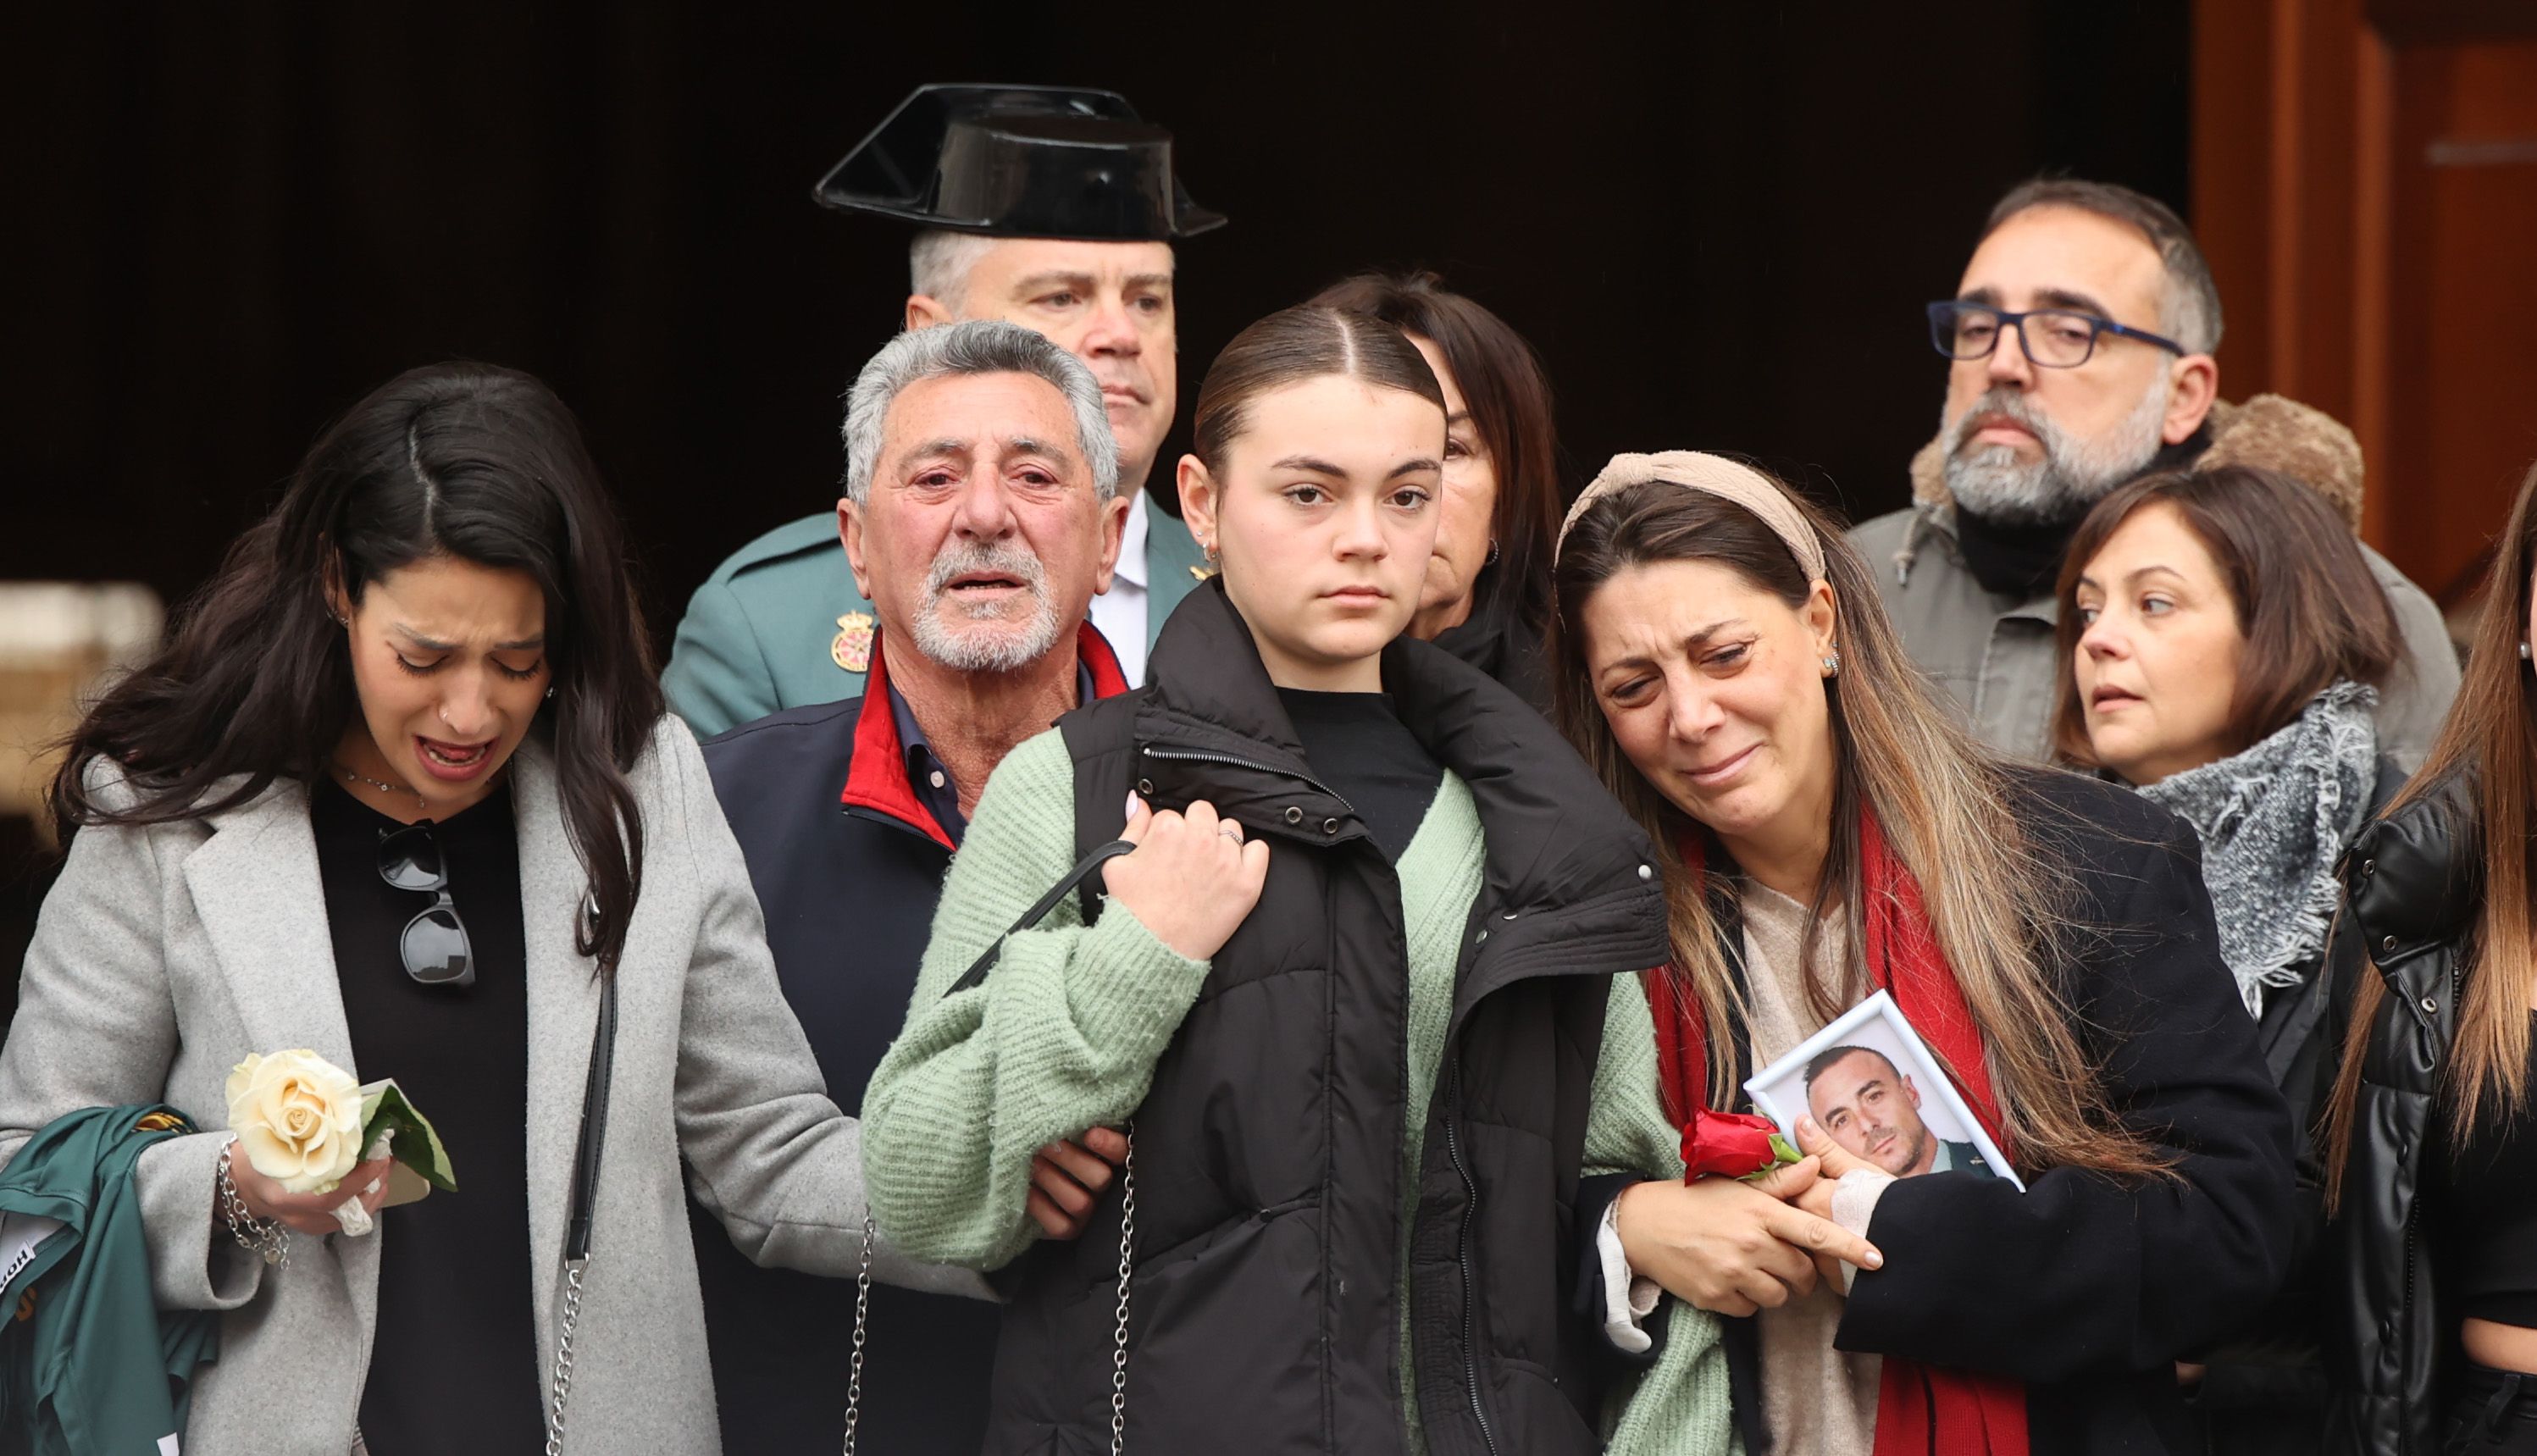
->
[663,85,1221,734]
[686,319,1137,1454]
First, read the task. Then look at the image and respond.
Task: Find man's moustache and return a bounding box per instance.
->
[1949,392,2056,452]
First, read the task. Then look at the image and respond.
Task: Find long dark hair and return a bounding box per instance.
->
[52,361,663,972]
[1307,270,1561,634]
[2051,464,2401,767]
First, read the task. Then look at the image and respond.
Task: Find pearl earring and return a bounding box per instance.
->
[2521,641,2531,662]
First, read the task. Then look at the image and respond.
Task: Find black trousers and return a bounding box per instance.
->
[2448,1363,2537,1453]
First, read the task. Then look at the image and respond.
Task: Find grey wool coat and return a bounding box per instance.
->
[0,721,978,1454]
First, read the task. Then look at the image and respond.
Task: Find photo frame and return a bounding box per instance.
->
[1742,989,2024,1190]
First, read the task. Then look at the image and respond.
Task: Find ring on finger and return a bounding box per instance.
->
[1219,824,1243,840]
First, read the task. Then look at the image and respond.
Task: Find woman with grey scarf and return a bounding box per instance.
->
[2053,463,2411,1456]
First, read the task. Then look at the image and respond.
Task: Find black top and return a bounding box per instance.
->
[2438,1012,2537,1327]
[1276,688,1445,862]
[1427,564,1552,716]
[312,778,539,1454]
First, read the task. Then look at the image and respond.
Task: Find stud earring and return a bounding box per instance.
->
[2522,641,2531,662]
[1203,540,1221,563]
[1821,650,1842,678]
[545,686,557,700]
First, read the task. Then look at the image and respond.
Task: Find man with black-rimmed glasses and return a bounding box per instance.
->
[1848,177,2456,766]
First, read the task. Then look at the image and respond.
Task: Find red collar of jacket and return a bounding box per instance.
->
[839,622,1130,850]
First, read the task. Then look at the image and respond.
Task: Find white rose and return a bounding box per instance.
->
[225,1049,364,1195]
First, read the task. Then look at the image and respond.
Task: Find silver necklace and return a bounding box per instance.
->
[334,761,425,812]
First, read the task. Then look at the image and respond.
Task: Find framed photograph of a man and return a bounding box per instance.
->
[1742,990,2023,1190]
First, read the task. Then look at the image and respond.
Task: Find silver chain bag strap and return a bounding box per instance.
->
[844,838,1138,1456]
[543,961,619,1456]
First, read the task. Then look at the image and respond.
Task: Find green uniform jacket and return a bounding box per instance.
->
[0,1104,219,1456]
[662,492,1206,738]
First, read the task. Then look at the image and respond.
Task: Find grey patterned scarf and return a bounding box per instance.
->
[2136,681,2380,1016]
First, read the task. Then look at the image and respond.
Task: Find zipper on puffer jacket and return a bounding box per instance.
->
[2399,1206,2418,1362]
[1139,745,1354,815]
[1442,1064,1499,1456]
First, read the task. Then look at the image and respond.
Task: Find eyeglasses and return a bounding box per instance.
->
[1925,301,2187,369]
[378,822,474,988]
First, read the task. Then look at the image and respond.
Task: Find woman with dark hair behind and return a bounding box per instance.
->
[2052,464,2406,1454]
[1308,269,1562,709]
[2319,458,2537,1453]
[0,362,984,1453]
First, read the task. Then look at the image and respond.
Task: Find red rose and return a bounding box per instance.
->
[1680,1109,1795,1181]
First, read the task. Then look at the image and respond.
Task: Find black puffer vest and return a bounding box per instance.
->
[2323,775,2477,1456]
[980,582,1671,1456]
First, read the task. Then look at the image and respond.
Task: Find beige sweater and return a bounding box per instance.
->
[1740,886,1882,1456]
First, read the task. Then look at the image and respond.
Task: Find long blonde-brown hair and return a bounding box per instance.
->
[1548,473,2170,1176]
[2324,460,2537,1209]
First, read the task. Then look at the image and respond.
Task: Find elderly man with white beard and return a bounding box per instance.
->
[684,319,1134,1456]
[1849,178,2457,766]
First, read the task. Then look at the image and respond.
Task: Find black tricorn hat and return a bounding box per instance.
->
[812,84,1226,241]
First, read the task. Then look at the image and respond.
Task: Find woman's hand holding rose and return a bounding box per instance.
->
[1615,1163,1882,1318]
[230,1151,397,1237]
[219,1049,395,1237]
[1781,1115,1894,1291]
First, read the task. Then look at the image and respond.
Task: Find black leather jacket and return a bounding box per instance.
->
[2322,777,2479,1455]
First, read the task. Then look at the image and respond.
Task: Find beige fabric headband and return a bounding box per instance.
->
[1554,451,1828,584]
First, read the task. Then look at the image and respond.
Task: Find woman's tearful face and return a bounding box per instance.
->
[336,556,551,817]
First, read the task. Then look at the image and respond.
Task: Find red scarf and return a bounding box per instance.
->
[1646,811,2030,1456]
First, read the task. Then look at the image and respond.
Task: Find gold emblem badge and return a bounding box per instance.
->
[831,612,875,673]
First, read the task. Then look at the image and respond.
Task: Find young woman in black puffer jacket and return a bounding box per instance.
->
[2319,458,2537,1455]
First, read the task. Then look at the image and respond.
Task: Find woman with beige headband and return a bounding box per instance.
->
[863,309,1745,1453]
[1547,451,2296,1456]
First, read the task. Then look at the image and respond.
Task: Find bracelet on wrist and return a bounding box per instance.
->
[216,1138,291,1269]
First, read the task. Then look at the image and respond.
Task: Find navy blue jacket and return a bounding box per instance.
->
[686,623,1127,1456]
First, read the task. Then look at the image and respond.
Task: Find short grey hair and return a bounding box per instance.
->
[841,319,1121,505]
[908,229,999,307]
[1986,178,2224,355]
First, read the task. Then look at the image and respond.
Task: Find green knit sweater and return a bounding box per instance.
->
[861,727,1731,1454]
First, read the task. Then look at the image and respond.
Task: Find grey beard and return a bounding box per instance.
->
[1941,379,2169,526]
[905,542,1064,674]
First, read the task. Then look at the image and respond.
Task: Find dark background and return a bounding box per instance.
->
[0,2,2192,988]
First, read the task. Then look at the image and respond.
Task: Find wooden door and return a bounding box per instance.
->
[2196,0,2537,608]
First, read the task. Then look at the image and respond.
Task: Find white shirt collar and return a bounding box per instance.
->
[1114,490,1149,589]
